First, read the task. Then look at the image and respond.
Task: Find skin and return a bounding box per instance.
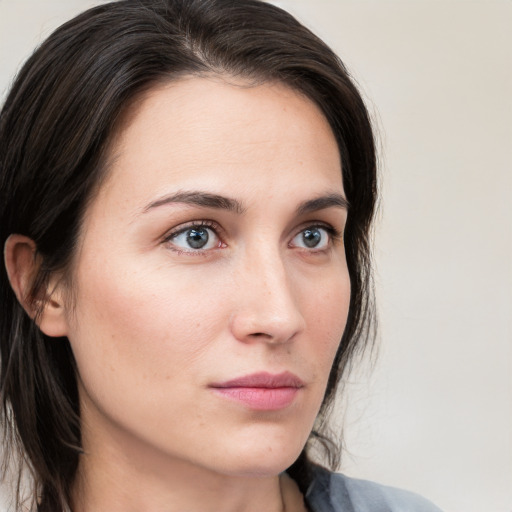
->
[6,77,350,512]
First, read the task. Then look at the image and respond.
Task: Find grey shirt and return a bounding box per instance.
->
[305,466,443,512]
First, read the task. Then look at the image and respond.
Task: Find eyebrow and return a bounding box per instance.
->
[296,193,349,215]
[143,190,348,215]
[144,191,245,214]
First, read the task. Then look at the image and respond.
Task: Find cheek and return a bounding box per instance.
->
[66,259,231,402]
[301,269,351,376]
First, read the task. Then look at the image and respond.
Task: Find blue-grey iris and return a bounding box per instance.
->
[302,228,321,248]
[186,228,209,249]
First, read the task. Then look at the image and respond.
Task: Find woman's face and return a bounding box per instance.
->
[60,77,350,477]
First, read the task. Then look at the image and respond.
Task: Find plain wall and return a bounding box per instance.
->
[1,1,511,511]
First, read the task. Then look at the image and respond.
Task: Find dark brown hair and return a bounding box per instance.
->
[0,0,377,510]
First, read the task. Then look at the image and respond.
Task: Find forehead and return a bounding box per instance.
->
[92,77,343,216]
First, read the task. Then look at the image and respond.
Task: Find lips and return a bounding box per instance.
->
[209,371,304,410]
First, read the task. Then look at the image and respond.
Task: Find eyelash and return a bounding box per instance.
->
[162,220,342,255]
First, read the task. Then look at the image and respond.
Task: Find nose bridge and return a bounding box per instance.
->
[230,241,305,343]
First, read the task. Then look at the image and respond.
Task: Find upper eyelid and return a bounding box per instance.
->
[163,220,222,241]
[289,223,341,246]
[291,221,342,238]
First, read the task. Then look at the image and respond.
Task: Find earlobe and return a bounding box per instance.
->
[4,234,69,338]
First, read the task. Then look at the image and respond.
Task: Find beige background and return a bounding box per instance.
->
[1,1,511,511]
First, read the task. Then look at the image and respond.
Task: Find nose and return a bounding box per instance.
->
[229,247,306,345]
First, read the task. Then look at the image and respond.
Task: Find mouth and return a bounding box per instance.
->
[209,371,304,411]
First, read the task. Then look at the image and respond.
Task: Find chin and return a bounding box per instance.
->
[209,427,308,478]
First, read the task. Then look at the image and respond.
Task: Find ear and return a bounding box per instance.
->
[4,234,69,337]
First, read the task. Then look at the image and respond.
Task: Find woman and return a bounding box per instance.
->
[0,1,442,511]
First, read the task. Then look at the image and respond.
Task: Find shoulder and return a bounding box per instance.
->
[305,465,443,512]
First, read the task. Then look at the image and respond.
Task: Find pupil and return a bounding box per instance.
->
[187,228,209,249]
[303,228,321,248]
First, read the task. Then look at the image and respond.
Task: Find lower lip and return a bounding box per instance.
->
[211,387,300,410]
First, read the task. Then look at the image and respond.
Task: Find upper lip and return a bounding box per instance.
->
[210,371,304,389]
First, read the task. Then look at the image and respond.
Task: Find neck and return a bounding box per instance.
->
[73,463,286,512]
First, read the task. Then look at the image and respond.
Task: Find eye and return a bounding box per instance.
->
[167,223,223,252]
[290,225,334,250]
